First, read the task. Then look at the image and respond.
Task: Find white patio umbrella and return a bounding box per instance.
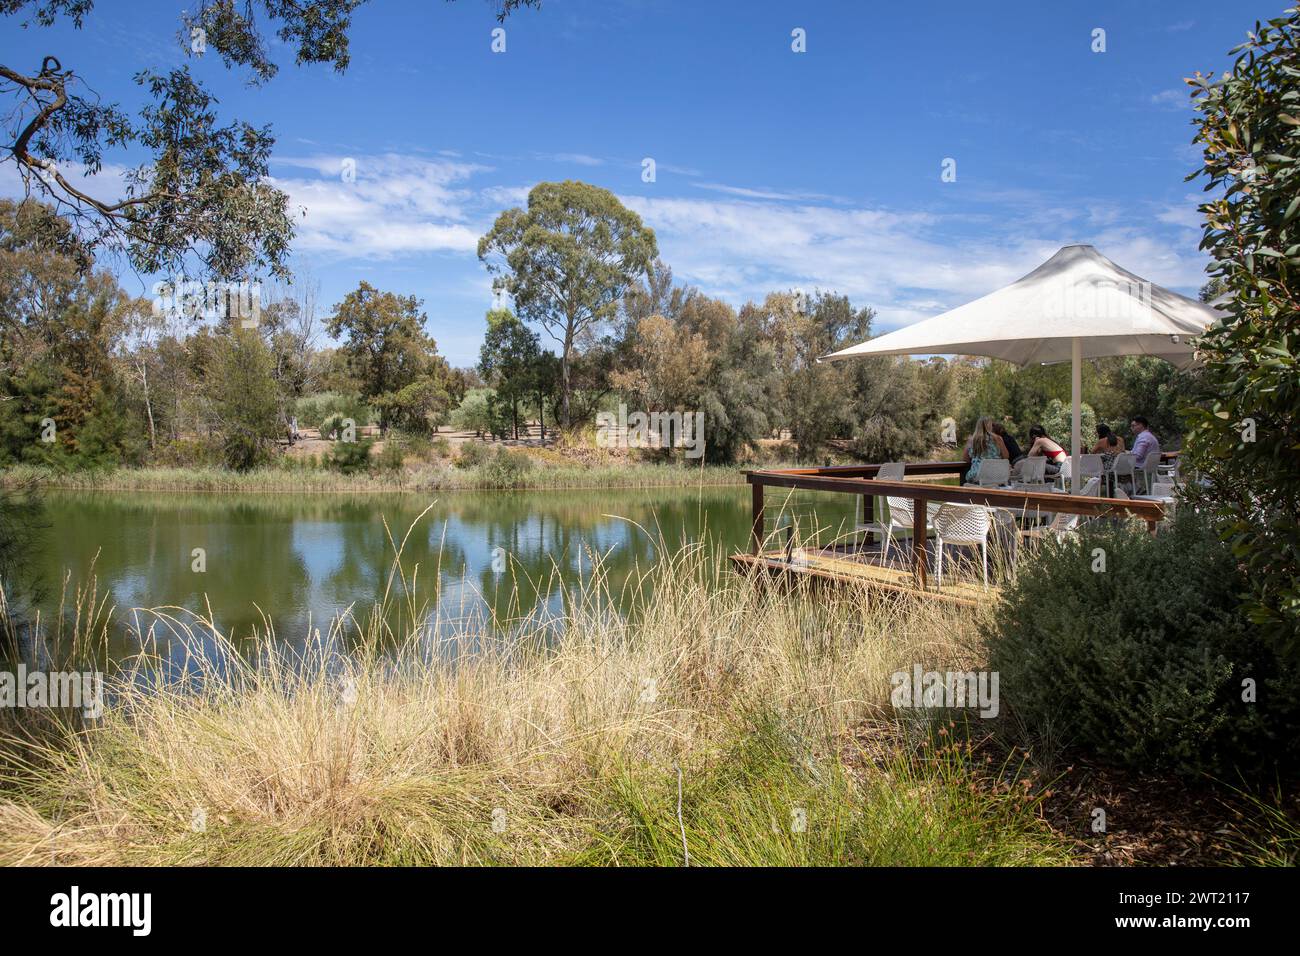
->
[821,244,1225,491]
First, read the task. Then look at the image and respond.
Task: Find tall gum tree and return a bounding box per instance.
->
[478,180,658,428]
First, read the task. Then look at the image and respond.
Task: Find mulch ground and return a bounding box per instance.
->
[843,719,1297,866]
[1033,759,1274,865]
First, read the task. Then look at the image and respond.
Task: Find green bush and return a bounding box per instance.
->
[479,447,534,487]
[1185,7,1300,644]
[324,439,373,475]
[455,441,491,469]
[986,509,1299,779]
[152,437,221,468]
[295,392,373,430]
[374,440,406,473]
[319,412,356,441]
[430,436,451,459]
[221,433,272,471]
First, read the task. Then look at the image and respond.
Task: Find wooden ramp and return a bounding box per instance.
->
[729,547,996,607]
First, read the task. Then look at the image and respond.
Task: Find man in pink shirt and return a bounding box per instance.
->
[1129,416,1161,468]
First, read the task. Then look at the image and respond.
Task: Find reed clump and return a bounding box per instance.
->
[0,511,1071,866]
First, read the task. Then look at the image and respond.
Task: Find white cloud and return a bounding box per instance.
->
[0,149,1212,333]
[1150,89,1189,110]
[620,192,1211,325]
[691,181,841,202]
[541,152,605,166]
[1154,198,1203,231]
[269,153,489,256]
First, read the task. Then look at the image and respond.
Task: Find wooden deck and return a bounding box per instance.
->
[733,459,1170,606]
[729,543,996,606]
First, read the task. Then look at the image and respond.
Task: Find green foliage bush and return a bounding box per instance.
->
[479,447,534,487]
[151,438,222,468]
[450,388,495,437]
[319,412,355,441]
[455,440,491,469]
[1185,7,1300,643]
[450,442,533,485]
[374,439,406,473]
[219,432,271,472]
[296,393,373,430]
[986,510,1299,779]
[324,439,373,475]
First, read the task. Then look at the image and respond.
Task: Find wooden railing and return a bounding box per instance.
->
[743,461,1168,590]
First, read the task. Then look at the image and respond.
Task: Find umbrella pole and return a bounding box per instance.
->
[1071,336,1082,494]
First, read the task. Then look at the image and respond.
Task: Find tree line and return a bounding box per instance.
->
[0,183,1204,474]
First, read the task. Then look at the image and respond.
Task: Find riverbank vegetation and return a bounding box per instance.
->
[0,517,1293,866]
[0,186,1200,486]
[0,529,1061,866]
[0,455,748,493]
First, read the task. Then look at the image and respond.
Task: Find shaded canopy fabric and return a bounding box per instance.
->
[821,244,1224,368]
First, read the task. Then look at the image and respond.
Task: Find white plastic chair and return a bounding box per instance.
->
[878,495,939,563]
[856,463,906,542]
[933,503,992,588]
[1111,453,1137,497]
[1157,455,1182,483]
[1135,481,1177,519]
[1079,454,1105,487]
[1135,480,1177,504]
[1138,455,1160,495]
[1053,456,1071,490]
[1019,456,1047,483]
[1071,476,1101,497]
[1019,509,1080,548]
[975,458,1010,487]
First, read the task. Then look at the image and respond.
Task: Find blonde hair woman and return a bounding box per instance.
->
[964,416,1008,484]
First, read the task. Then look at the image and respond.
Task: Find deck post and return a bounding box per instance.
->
[751,481,764,555]
[862,493,874,545]
[912,495,928,590]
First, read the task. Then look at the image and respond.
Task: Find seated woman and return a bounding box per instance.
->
[1025,425,1067,477]
[963,416,1009,484]
[991,421,1024,465]
[1089,422,1124,470]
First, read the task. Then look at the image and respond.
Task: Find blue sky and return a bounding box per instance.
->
[0,0,1266,365]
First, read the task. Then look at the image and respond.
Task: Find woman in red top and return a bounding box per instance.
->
[1026,425,1067,476]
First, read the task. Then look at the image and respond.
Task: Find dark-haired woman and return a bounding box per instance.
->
[1026,425,1067,477]
[1089,422,1125,471]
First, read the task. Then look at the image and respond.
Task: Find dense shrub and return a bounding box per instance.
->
[151,437,222,468]
[986,509,1299,779]
[455,441,491,469]
[324,439,373,475]
[479,448,534,487]
[374,440,406,473]
[319,412,356,441]
[1185,7,1300,644]
[295,393,373,430]
[220,431,272,472]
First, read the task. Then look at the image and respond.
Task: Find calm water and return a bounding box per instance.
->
[26,486,858,663]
